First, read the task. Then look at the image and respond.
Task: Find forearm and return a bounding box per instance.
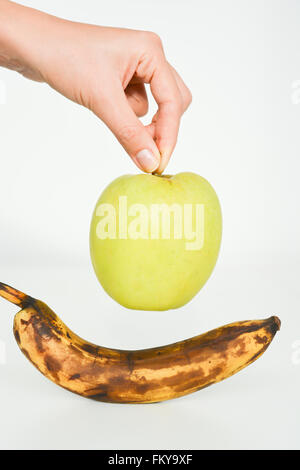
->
[0,0,53,79]
[0,1,27,69]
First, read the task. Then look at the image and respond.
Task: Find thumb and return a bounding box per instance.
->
[93,85,160,173]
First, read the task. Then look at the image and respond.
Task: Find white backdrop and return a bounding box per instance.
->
[0,0,299,450]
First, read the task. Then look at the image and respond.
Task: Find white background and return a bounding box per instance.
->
[0,0,300,450]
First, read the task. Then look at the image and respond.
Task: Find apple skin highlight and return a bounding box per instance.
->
[90,172,222,311]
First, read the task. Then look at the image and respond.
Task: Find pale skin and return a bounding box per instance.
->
[0,0,192,174]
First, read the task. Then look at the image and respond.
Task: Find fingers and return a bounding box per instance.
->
[92,82,160,173]
[90,30,191,175]
[168,62,192,113]
[146,64,192,140]
[149,62,182,174]
[125,82,149,117]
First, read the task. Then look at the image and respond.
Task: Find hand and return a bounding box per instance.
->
[0,1,192,173]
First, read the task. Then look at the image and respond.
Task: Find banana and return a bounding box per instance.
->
[0,282,280,404]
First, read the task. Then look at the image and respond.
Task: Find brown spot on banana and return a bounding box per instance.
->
[13,328,21,345]
[254,334,268,345]
[44,354,62,381]
[0,282,281,404]
[69,373,81,381]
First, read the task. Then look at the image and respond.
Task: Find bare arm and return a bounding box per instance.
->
[0,0,192,173]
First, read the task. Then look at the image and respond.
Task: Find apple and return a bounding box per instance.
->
[90,172,222,310]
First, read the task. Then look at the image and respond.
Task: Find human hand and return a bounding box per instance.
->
[0,1,192,173]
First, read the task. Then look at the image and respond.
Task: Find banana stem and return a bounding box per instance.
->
[0,282,34,307]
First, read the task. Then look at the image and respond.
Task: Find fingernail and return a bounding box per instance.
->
[156,148,171,175]
[136,149,158,173]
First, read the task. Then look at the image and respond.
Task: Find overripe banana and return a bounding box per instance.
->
[0,282,280,404]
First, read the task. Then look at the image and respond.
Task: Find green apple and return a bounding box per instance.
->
[90,172,222,310]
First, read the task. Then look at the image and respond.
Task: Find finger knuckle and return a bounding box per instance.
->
[118,125,140,144]
[186,89,193,107]
[143,31,163,48]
